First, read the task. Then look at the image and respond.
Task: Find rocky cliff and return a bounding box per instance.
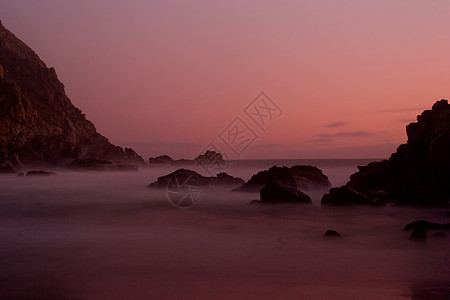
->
[0,20,144,169]
[322,99,450,206]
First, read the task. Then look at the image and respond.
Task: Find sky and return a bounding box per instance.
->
[1,0,449,159]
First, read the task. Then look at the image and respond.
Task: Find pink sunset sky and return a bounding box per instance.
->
[1,0,449,159]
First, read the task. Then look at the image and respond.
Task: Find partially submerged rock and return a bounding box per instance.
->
[323,230,342,238]
[233,165,331,193]
[259,180,312,204]
[26,170,57,176]
[149,168,244,189]
[404,220,450,241]
[321,186,367,206]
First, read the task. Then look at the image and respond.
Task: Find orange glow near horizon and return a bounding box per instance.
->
[1,1,449,159]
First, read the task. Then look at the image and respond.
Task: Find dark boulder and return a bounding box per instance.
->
[194,150,227,171]
[259,180,311,204]
[321,186,367,206]
[234,165,331,193]
[323,230,342,238]
[149,169,244,190]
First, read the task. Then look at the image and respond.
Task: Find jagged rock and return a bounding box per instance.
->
[149,168,244,189]
[259,180,311,204]
[321,186,367,206]
[26,170,57,176]
[214,172,245,187]
[233,165,331,193]
[194,150,227,170]
[322,100,450,206]
[323,230,342,238]
[148,151,227,172]
[0,21,144,168]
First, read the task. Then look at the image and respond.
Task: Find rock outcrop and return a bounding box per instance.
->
[0,21,144,168]
[148,168,244,189]
[233,165,331,193]
[321,186,367,206]
[322,100,450,206]
[259,180,311,204]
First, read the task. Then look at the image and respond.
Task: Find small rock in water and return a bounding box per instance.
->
[26,170,57,176]
[323,230,342,238]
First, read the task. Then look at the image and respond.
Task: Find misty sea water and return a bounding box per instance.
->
[0,159,449,299]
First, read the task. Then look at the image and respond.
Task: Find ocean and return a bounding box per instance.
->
[0,159,449,299]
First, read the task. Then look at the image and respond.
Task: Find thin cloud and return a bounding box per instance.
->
[317,130,370,138]
[305,130,371,144]
[324,121,347,128]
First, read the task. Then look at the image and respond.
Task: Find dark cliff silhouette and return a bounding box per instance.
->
[322,99,450,206]
[0,20,144,169]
